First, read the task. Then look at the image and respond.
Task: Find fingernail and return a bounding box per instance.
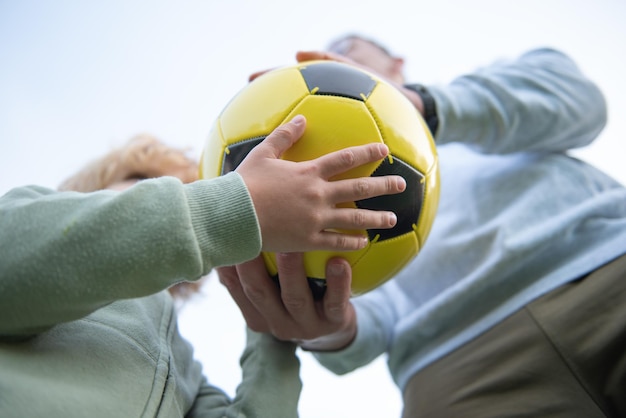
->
[329,261,345,276]
[397,176,406,191]
[291,114,305,126]
[389,213,397,227]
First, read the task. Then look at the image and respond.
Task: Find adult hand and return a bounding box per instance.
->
[236,115,406,253]
[218,253,357,351]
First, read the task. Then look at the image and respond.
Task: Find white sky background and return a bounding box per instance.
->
[1,1,625,417]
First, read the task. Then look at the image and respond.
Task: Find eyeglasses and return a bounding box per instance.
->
[327,38,354,55]
[327,36,394,59]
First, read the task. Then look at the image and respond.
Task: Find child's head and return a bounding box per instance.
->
[59,134,198,192]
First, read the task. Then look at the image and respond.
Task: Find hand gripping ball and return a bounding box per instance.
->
[200,60,440,298]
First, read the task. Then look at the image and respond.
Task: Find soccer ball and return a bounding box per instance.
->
[200,60,439,297]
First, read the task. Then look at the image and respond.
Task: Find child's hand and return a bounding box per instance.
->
[235,115,406,253]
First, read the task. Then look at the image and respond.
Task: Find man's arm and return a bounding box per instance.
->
[429,48,607,153]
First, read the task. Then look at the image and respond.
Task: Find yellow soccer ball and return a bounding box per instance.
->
[200,60,439,297]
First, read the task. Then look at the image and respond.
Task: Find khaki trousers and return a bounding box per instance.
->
[402,254,626,418]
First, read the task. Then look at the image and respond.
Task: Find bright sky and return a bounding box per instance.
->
[1,1,624,417]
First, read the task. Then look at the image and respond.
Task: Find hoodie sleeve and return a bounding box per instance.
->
[0,173,261,337]
[187,329,302,418]
[429,48,607,154]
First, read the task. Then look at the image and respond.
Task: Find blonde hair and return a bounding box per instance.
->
[59,134,199,192]
[59,134,203,299]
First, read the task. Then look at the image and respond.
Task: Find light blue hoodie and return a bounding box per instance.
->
[315,48,626,391]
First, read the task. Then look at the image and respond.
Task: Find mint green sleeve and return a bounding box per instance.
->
[0,173,261,337]
[187,329,302,418]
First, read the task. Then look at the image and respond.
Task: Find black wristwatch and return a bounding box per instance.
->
[404,83,439,138]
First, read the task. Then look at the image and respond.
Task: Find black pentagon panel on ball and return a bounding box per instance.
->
[300,62,377,101]
[356,156,425,242]
[221,137,266,174]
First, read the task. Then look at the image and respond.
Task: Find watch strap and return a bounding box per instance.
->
[405,83,439,137]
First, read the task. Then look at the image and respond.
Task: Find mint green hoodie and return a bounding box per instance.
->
[0,173,301,417]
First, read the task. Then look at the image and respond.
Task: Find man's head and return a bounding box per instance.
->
[327,34,406,84]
